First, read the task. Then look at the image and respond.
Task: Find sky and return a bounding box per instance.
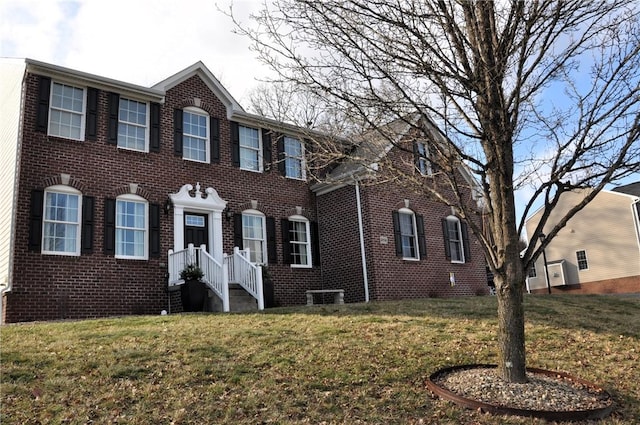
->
[0,0,270,105]
[1,0,637,232]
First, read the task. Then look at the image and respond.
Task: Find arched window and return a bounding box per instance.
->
[241,209,267,263]
[42,185,82,255]
[115,194,148,259]
[393,208,424,260]
[443,215,467,263]
[283,215,312,267]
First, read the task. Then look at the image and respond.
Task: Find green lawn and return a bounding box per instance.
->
[2,294,639,424]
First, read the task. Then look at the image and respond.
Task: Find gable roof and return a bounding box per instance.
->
[152,61,245,118]
[613,181,640,197]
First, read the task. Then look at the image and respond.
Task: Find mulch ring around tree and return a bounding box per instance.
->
[426,364,614,422]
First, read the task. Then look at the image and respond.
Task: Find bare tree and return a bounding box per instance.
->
[231,0,640,382]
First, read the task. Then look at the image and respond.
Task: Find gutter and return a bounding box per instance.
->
[355,181,370,302]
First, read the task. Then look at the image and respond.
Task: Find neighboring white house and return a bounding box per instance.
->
[525,183,640,294]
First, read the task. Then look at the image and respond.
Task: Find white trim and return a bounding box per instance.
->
[169,183,226,263]
[114,194,148,260]
[287,215,312,268]
[41,185,82,256]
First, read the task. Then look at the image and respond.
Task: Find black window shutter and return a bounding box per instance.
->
[36,76,51,133]
[107,93,119,144]
[276,134,286,176]
[311,221,321,267]
[416,214,426,260]
[149,203,161,257]
[281,218,292,264]
[211,117,220,163]
[28,189,44,251]
[85,88,99,141]
[461,221,471,261]
[150,102,161,152]
[442,218,451,259]
[262,129,272,170]
[104,198,116,255]
[230,121,240,167]
[233,213,243,249]
[392,211,402,257]
[266,217,277,264]
[81,195,95,254]
[173,108,183,155]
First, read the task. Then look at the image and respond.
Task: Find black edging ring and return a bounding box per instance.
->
[426,364,614,422]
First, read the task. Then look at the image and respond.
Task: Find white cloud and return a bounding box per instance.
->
[0,0,272,106]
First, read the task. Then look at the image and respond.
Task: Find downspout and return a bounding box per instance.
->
[355,181,370,302]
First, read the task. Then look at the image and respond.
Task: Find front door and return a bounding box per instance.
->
[184,213,209,249]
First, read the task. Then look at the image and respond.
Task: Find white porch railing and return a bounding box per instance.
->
[168,245,263,312]
[168,244,229,312]
[224,247,264,310]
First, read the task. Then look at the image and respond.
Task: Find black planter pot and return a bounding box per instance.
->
[180,279,208,312]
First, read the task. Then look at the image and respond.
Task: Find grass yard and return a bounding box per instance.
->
[1,294,639,424]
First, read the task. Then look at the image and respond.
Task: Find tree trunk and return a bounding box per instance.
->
[495,266,527,383]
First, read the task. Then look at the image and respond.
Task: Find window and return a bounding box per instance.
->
[284,136,305,179]
[445,216,465,263]
[287,216,312,267]
[185,214,205,227]
[242,211,266,263]
[118,98,148,151]
[239,125,262,171]
[528,262,537,278]
[576,250,588,270]
[42,186,81,255]
[399,210,419,259]
[49,82,85,140]
[415,141,432,175]
[183,108,209,162]
[115,195,148,259]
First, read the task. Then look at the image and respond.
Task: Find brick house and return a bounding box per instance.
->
[0,59,488,323]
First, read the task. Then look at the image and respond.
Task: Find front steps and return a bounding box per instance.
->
[209,283,258,312]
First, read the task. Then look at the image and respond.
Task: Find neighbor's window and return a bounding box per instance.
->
[183,108,209,162]
[242,211,266,263]
[239,125,262,171]
[42,185,82,255]
[528,262,537,278]
[49,82,85,140]
[115,194,148,259]
[576,250,589,270]
[445,216,465,263]
[118,98,148,151]
[284,136,305,179]
[288,216,311,267]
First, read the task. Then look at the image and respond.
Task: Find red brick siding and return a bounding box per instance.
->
[5,73,320,322]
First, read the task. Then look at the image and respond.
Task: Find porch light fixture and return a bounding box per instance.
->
[224,208,234,221]
[164,198,172,215]
[539,233,552,294]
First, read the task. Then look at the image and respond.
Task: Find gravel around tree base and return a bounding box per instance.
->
[433,367,613,412]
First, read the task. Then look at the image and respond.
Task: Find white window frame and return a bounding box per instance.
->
[115,194,148,260]
[42,185,82,256]
[182,107,210,163]
[446,215,465,264]
[117,97,149,152]
[239,125,263,172]
[528,262,537,278]
[288,215,312,268]
[242,210,267,264]
[284,136,306,180]
[416,141,432,176]
[399,208,419,260]
[48,81,86,141]
[576,250,589,271]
